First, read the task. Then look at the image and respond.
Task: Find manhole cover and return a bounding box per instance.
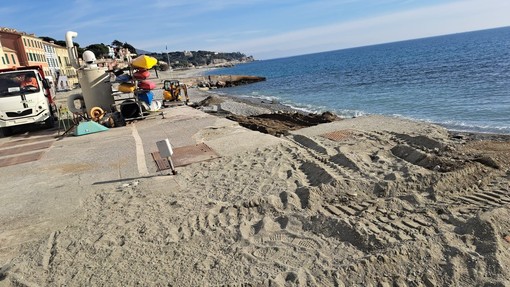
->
[151,143,219,170]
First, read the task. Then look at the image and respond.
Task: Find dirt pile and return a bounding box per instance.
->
[2,83,510,286]
[4,118,510,286]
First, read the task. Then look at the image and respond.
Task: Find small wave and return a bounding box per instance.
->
[390,114,510,135]
[213,91,508,135]
[239,92,280,103]
[227,91,367,119]
[439,120,510,135]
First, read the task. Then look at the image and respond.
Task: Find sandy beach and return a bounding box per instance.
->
[1,67,510,286]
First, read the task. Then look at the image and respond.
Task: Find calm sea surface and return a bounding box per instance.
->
[207,27,510,134]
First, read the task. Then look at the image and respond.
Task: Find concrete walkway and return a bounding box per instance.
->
[0,106,284,265]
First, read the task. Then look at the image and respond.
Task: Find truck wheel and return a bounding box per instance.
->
[44,116,55,129]
[0,127,12,137]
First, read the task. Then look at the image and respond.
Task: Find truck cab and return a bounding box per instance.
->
[0,66,57,136]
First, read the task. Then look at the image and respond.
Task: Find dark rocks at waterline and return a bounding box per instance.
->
[226,111,340,136]
[189,75,265,88]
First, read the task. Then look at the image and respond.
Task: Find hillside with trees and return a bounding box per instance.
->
[146,51,254,69]
[40,36,254,69]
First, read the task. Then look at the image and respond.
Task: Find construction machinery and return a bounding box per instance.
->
[162,80,189,107]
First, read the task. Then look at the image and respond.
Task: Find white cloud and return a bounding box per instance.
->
[3,0,508,59]
[205,0,510,59]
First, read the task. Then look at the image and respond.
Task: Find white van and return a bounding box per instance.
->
[0,66,57,136]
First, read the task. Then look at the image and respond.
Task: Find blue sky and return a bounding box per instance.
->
[1,0,509,59]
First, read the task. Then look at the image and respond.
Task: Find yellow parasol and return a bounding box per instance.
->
[131,55,158,69]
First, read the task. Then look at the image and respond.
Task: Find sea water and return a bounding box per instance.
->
[207,26,510,134]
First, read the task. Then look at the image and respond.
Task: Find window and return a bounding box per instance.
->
[11,54,16,65]
[1,56,5,65]
[5,55,9,64]
[23,39,27,46]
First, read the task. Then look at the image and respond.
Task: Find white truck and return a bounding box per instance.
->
[0,65,57,136]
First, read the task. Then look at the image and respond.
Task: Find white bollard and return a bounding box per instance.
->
[156,139,177,175]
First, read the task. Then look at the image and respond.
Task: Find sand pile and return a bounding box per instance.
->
[4,108,510,286]
[2,69,510,286]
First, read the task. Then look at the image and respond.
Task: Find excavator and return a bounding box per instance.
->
[162,80,189,107]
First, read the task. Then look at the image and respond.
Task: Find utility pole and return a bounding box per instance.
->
[166,44,170,66]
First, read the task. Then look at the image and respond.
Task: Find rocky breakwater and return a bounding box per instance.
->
[181,75,266,89]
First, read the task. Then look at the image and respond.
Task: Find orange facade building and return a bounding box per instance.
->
[0,28,48,70]
[0,27,78,88]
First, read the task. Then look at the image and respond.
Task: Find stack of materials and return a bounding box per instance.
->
[131,55,158,106]
[117,70,136,93]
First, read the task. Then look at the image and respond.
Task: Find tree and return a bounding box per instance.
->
[122,42,136,54]
[54,40,67,47]
[39,36,69,48]
[40,36,57,43]
[111,40,123,47]
[85,43,109,58]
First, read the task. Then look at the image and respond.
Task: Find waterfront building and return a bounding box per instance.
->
[0,27,49,75]
[0,41,20,69]
[0,27,78,89]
